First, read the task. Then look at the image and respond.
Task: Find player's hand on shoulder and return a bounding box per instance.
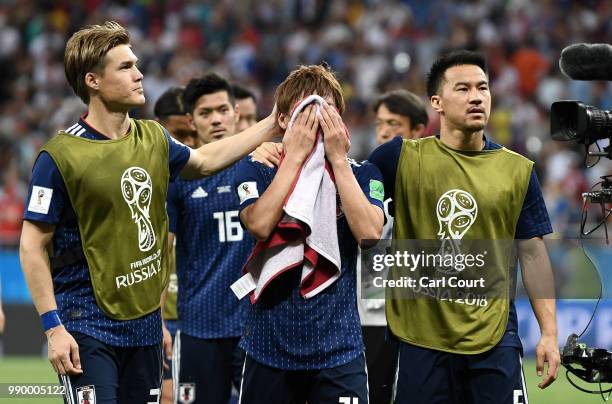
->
[252,142,282,168]
[283,105,318,164]
[319,102,350,166]
[45,325,82,376]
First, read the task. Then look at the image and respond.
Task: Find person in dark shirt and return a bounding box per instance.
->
[20,21,277,404]
[234,64,384,404]
[368,50,559,404]
[167,73,255,404]
[361,89,430,404]
[232,83,259,133]
[154,86,198,147]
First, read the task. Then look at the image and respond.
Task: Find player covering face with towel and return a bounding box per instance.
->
[233,64,384,404]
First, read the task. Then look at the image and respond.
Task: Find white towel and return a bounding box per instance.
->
[231,95,342,303]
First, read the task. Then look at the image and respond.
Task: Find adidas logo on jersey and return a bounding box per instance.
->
[191,187,208,198]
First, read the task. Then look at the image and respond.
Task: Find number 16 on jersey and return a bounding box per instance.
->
[213,210,243,242]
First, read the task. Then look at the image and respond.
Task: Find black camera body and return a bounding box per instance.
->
[554,43,612,397]
[551,100,612,145]
[552,45,612,205]
[562,333,612,384]
[552,43,612,155]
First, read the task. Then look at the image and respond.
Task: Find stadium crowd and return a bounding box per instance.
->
[0,0,611,247]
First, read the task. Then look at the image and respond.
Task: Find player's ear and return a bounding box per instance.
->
[187,113,196,131]
[277,113,288,130]
[431,95,442,113]
[233,103,240,124]
[84,71,100,92]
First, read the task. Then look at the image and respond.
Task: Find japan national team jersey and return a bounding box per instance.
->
[167,161,255,339]
[23,117,191,347]
[233,156,385,370]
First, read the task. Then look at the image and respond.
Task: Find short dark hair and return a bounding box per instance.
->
[231,83,256,102]
[426,50,488,97]
[154,86,186,119]
[183,73,235,114]
[373,90,428,128]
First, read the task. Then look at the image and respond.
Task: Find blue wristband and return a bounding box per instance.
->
[41,310,62,332]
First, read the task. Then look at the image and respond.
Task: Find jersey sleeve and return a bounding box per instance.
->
[164,129,191,181]
[233,157,273,217]
[515,168,553,239]
[23,152,68,225]
[167,181,179,234]
[367,136,402,203]
[353,161,385,212]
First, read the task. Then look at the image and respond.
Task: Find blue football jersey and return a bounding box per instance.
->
[233,156,385,370]
[167,161,255,339]
[23,117,191,347]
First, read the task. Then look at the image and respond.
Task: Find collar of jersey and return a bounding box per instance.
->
[77,113,132,141]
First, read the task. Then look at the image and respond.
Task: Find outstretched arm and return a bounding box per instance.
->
[181,112,278,178]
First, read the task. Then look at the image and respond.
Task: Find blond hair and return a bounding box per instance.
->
[275,65,345,117]
[64,21,130,104]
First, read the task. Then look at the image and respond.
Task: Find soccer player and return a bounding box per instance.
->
[233,65,385,403]
[167,73,255,404]
[153,86,196,404]
[360,89,429,404]
[19,21,276,403]
[232,83,258,132]
[368,50,559,403]
[373,89,428,144]
[154,86,198,147]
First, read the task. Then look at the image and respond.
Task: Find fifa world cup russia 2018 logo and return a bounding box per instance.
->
[121,167,156,252]
[436,189,478,240]
[37,189,45,205]
[242,183,251,195]
[435,189,478,270]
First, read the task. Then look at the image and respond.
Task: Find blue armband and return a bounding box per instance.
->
[41,309,62,332]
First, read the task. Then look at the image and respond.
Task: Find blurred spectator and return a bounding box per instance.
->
[0,278,4,335]
[1,0,611,246]
[232,83,258,132]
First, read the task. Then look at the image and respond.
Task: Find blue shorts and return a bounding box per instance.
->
[239,353,368,404]
[59,332,163,404]
[393,342,528,404]
[173,331,244,404]
[163,320,177,380]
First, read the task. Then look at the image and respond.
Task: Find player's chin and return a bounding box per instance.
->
[127,95,146,107]
[465,120,486,131]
